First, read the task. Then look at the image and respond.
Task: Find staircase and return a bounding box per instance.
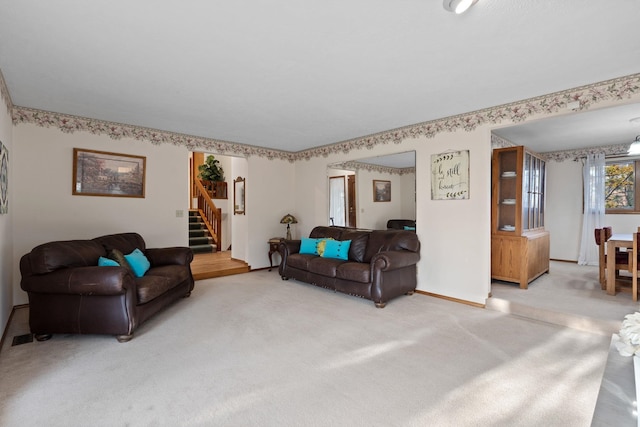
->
[189,210,217,254]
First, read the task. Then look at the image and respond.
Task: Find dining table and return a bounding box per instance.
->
[606,233,633,296]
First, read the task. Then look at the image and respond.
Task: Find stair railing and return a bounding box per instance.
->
[193,179,222,248]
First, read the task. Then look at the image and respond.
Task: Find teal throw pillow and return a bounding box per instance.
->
[321,239,351,260]
[124,248,151,278]
[300,237,321,255]
[98,256,120,267]
[403,226,416,231]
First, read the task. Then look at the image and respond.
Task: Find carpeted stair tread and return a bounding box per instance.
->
[190,244,216,254]
[189,229,208,238]
[189,223,205,230]
[189,236,213,245]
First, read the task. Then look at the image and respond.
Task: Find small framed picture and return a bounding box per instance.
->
[73,148,146,198]
[373,180,391,202]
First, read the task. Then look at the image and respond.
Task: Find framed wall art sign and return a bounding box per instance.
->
[373,180,391,202]
[73,148,146,198]
[431,150,469,200]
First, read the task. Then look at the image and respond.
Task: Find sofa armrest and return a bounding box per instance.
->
[21,266,134,296]
[145,247,193,267]
[278,240,301,257]
[371,251,420,272]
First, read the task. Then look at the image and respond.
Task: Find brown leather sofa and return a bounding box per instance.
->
[20,232,194,342]
[278,226,420,308]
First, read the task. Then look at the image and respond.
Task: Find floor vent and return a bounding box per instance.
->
[12,333,33,346]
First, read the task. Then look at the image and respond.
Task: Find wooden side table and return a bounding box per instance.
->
[268,238,283,271]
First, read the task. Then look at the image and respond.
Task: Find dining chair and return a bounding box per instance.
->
[595,227,631,290]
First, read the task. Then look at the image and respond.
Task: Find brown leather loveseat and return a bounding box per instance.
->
[20,232,194,342]
[278,226,420,308]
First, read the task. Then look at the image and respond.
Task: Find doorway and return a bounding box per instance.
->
[329,173,357,227]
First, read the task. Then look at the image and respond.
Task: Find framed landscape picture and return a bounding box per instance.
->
[73,148,146,198]
[373,180,391,202]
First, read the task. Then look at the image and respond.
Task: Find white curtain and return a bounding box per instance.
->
[578,153,605,265]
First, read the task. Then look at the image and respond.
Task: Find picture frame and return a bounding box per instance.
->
[373,180,391,202]
[431,150,470,200]
[234,176,246,214]
[73,148,146,198]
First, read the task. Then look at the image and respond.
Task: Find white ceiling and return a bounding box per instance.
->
[356,151,416,169]
[1,1,639,153]
[493,102,640,154]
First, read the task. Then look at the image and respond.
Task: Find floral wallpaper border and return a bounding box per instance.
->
[9,72,640,163]
[331,161,415,176]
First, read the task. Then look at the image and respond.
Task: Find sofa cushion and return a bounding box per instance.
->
[321,239,351,260]
[28,240,106,274]
[94,232,147,256]
[136,265,191,304]
[336,262,371,283]
[309,226,343,240]
[307,257,346,278]
[287,253,316,271]
[340,230,369,262]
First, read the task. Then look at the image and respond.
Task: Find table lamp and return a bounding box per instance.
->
[280,214,298,240]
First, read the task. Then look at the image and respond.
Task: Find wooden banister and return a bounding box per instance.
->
[194,179,222,248]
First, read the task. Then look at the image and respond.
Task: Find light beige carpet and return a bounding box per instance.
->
[489,261,640,335]
[0,270,611,427]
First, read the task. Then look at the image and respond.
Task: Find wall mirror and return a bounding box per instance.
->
[234,176,245,215]
[328,151,416,230]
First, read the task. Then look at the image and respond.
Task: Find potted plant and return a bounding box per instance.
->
[198,155,226,198]
[198,155,225,182]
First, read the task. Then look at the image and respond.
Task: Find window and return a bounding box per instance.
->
[605,159,640,212]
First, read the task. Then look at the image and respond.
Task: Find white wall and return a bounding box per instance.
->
[0,97,13,333]
[400,172,416,221]
[11,124,191,305]
[245,156,296,269]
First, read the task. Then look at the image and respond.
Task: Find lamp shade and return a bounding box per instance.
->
[280,214,298,224]
[628,136,640,155]
[443,0,478,14]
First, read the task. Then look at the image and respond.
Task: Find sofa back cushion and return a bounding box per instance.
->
[340,230,369,263]
[309,226,343,241]
[28,240,106,274]
[94,233,147,255]
[364,230,420,262]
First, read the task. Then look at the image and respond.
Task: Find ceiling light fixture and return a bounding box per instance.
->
[443,0,478,14]
[628,135,640,155]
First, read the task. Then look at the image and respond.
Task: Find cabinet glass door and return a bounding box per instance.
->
[496,149,518,232]
[522,152,545,231]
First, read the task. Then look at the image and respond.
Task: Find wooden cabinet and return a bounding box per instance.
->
[491,146,549,289]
